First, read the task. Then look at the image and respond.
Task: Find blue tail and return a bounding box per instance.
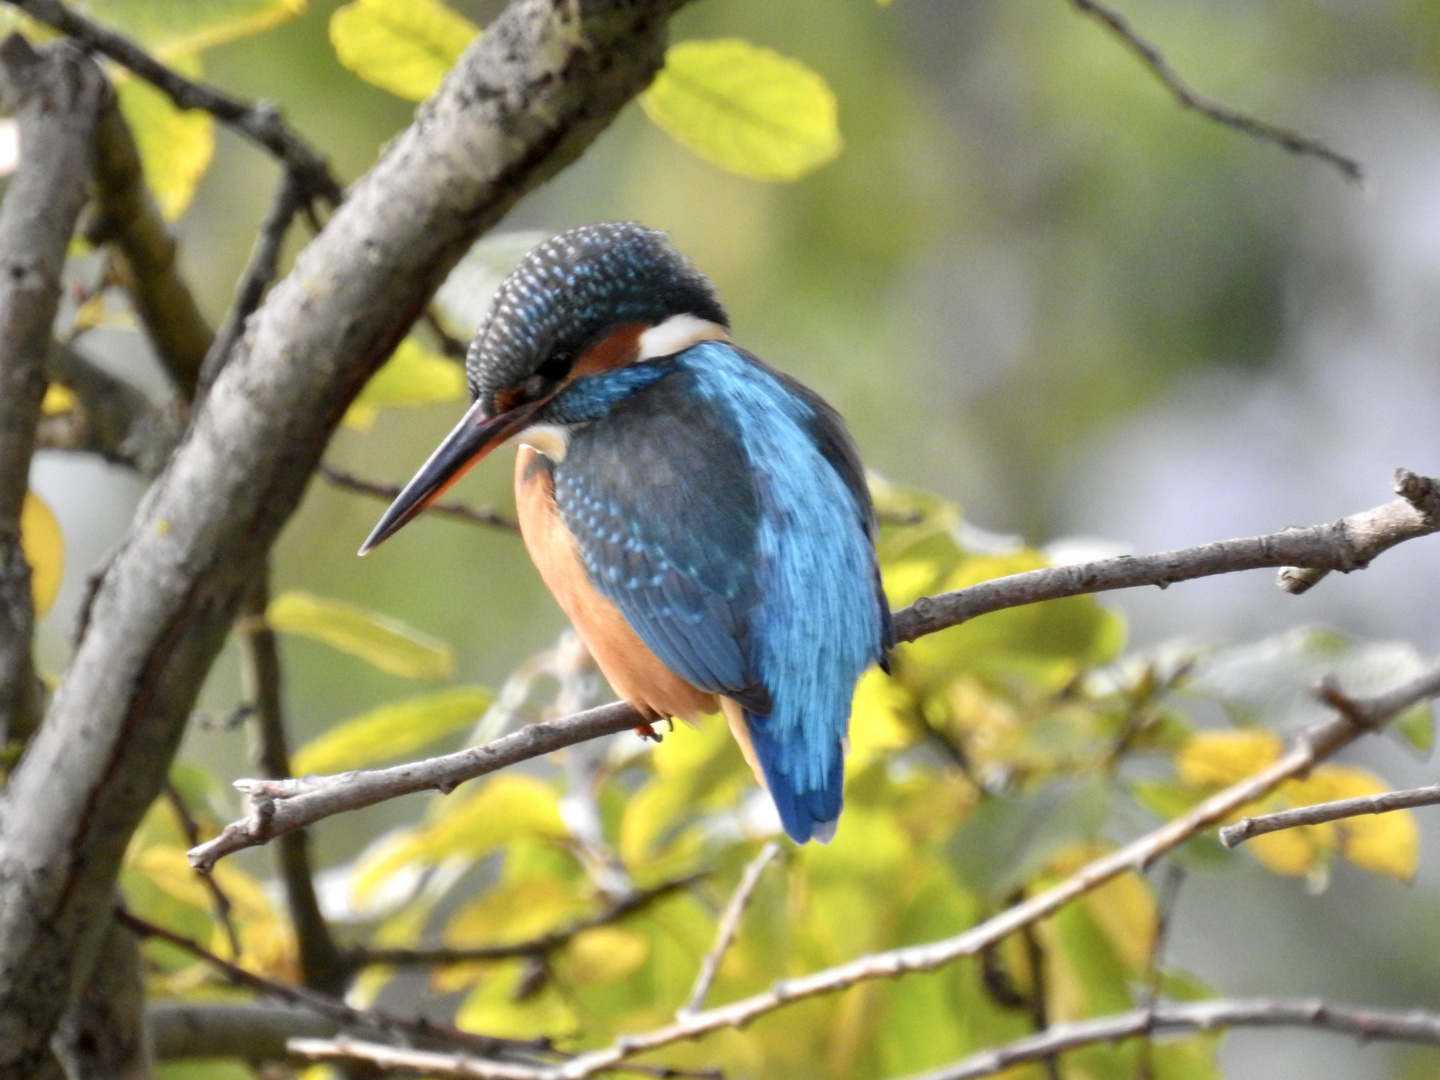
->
[747,711,845,843]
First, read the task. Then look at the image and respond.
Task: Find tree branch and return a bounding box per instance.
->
[36,339,182,475]
[678,843,781,1019]
[1220,782,1440,849]
[3,0,342,203]
[0,1,692,1069]
[117,909,547,1061]
[1068,0,1363,183]
[196,169,307,396]
[238,573,345,996]
[538,660,1440,1079]
[87,74,212,399]
[190,471,1440,867]
[0,36,105,745]
[343,873,701,970]
[319,462,520,533]
[897,997,1440,1080]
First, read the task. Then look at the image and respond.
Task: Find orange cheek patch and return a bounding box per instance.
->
[572,322,646,377]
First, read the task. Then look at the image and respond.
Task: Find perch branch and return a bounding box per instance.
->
[1069,0,1362,182]
[191,472,1440,867]
[1220,782,1440,848]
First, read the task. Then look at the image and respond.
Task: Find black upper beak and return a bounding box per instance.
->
[357,397,544,555]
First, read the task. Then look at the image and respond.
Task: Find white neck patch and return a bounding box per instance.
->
[636,314,729,360]
[512,424,571,463]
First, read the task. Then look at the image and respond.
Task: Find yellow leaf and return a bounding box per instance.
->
[640,38,842,183]
[455,958,578,1038]
[115,55,215,219]
[352,775,567,900]
[20,491,63,616]
[79,0,306,60]
[267,590,452,680]
[558,925,650,987]
[1289,765,1418,881]
[330,0,479,102]
[442,877,581,963]
[41,384,76,415]
[1175,729,1283,788]
[847,667,915,770]
[292,685,493,775]
[343,336,466,430]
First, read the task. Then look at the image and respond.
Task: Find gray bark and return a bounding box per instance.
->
[0,1,688,1073]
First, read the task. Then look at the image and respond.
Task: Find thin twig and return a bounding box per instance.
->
[4,0,342,203]
[679,843,781,1019]
[162,782,241,958]
[116,908,548,1060]
[319,463,519,533]
[197,170,308,396]
[1220,782,1440,848]
[1069,0,1362,183]
[897,997,1440,1080]
[344,873,702,970]
[189,473,1440,868]
[1135,865,1184,1080]
[1018,921,1058,1080]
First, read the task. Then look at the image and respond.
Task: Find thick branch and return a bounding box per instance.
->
[1220,782,1440,848]
[0,36,104,744]
[0,1,691,1070]
[4,0,341,203]
[150,1002,341,1061]
[191,472,1440,867]
[900,998,1440,1080]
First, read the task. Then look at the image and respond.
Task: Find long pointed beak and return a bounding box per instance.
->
[357,397,541,555]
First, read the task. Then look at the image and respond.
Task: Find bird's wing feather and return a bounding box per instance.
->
[555,369,773,715]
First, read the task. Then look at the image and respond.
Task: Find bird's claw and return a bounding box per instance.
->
[633,718,675,742]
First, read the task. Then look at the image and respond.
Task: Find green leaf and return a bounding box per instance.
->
[115,55,214,220]
[640,38,842,182]
[292,685,493,774]
[268,590,452,679]
[79,0,305,59]
[1393,701,1435,754]
[330,0,479,102]
[344,336,466,430]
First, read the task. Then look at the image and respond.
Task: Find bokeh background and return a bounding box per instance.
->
[30,1,1440,1076]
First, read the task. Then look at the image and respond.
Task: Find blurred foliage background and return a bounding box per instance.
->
[20,0,1440,1077]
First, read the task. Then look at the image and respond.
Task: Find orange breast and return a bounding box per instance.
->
[514,446,719,724]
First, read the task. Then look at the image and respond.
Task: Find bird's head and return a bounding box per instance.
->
[359,222,729,554]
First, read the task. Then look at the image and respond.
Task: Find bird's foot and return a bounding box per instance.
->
[633,718,675,742]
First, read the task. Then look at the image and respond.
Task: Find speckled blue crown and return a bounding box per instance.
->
[465,222,729,410]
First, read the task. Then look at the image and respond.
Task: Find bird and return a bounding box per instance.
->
[359,222,893,843]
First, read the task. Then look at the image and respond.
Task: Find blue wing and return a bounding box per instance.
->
[554,364,773,715]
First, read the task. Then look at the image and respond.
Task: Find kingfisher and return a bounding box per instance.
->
[359,222,893,842]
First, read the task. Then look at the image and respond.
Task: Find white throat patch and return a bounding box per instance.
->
[636,314,729,360]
